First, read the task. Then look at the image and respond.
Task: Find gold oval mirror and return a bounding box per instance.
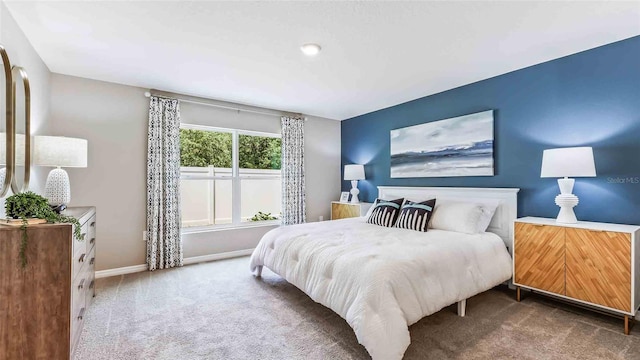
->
[11,66,30,194]
[0,45,13,197]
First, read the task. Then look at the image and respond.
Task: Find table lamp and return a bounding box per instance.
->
[34,136,87,208]
[344,164,365,203]
[541,147,596,223]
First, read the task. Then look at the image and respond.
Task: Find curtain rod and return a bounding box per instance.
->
[143,89,304,119]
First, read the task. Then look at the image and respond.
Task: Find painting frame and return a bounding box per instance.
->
[390,110,494,178]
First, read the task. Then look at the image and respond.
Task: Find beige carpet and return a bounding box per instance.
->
[75,256,640,360]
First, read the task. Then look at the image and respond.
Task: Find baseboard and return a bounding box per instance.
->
[95,248,255,279]
[182,248,254,265]
[95,264,148,279]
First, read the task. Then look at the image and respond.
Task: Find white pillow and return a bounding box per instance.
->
[364,200,376,219]
[476,201,499,233]
[429,201,484,234]
[363,198,401,219]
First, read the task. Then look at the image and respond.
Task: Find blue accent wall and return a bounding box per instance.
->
[341,36,640,225]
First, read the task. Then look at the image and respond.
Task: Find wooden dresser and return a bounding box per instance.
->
[513,217,640,334]
[0,206,96,359]
[331,201,372,220]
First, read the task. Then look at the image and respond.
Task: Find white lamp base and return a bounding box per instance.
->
[44,167,71,207]
[554,178,579,224]
[350,180,360,203]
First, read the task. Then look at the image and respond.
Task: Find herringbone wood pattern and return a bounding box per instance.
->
[331,203,360,220]
[514,223,566,295]
[566,228,631,312]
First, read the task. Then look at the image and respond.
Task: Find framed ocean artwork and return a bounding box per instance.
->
[390,110,494,178]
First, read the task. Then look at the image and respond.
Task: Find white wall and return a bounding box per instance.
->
[50,73,341,271]
[0,2,51,213]
[49,74,149,271]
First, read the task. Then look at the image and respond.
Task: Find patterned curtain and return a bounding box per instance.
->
[281,116,306,225]
[146,96,183,271]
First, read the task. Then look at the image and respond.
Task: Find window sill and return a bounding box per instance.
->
[181,220,280,234]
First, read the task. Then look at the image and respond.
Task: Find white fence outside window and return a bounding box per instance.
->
[180,166,281,227]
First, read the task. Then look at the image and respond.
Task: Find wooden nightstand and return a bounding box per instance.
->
[331,201,372,220]
[513,217,640,334]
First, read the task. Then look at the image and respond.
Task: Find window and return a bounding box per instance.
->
[179,124,281,229]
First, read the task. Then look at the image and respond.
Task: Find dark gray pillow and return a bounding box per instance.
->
[366,198,404,227]
[394,199,436,232]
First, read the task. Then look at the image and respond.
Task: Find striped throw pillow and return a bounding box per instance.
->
[394,199,436,232]
[366,198,404,227]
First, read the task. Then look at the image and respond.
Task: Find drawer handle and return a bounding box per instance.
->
[90,221,96,227]
[78,279,85,290]
[90,257,95,265]
[78,253,86,263]
[90,237,96,245]
[81,233,87,241]
[89,280,95,290]
[77,308,85,321]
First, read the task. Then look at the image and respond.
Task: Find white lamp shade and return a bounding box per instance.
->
[34,136,88,168]
[541,147,596,178]
[344,164,365,180]
[0,132,27,166]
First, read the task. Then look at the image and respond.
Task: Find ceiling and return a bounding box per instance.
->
[5,1,640,120]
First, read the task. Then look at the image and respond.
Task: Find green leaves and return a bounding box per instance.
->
[239,135,281,170]
[180,129,232,167]
[5,191,83,267]
[250,211,278,221]
[179,129,281,170]
[5,191,50,219]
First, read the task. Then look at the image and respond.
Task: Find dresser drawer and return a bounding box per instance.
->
[73,220,89,258]
[71,273,87,339]
[87,215,96,252]
[70,299,86,356]
[72,270,88,310]
[86,273,96,307]
[86,246,96,303]
[71,263,89,353]
[72,244,89,280]
[86,276,96,306]
[73,246,95,298]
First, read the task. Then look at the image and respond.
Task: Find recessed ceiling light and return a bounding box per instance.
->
[300,43,321,56]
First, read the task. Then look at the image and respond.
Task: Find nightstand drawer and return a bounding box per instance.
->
[565,228,631,311]
[514,222,565,295]
[331,201,372,220]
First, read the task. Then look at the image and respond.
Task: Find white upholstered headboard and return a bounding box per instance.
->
[377,186,520,253]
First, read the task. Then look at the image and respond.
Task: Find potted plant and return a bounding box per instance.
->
[4,191,82,267]
[250,211,278,221]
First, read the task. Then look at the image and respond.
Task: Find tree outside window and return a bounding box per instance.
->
[179,127,282,228]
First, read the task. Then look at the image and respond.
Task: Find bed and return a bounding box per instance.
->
[250,186,519,359]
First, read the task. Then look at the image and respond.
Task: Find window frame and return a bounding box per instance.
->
[179,123,282,232]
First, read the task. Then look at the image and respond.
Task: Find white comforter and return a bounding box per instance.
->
[250,218,512,359]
